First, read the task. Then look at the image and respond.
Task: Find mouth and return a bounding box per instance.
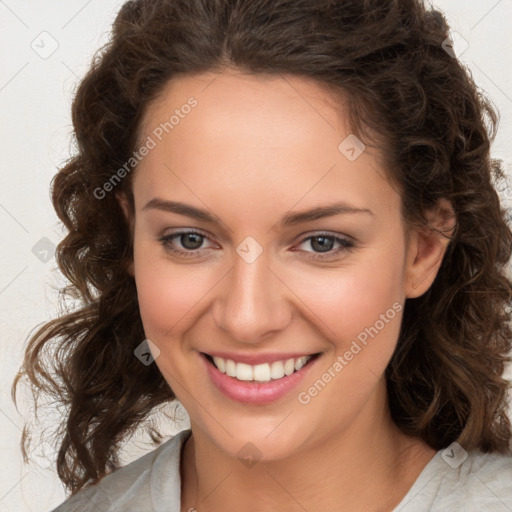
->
[201,352,321,383]
[200,351,322,405]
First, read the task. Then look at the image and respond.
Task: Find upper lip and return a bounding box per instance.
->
[201,351,320,365]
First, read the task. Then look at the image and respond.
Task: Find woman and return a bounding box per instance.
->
[13,0,512,510]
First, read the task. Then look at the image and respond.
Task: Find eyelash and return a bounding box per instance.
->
[158,230,355,260]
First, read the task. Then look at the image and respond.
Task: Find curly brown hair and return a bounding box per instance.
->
[12,0,512,496]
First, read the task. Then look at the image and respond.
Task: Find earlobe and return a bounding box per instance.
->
[404,198,456,298]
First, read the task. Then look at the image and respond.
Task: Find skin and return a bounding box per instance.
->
[118,68,454,512]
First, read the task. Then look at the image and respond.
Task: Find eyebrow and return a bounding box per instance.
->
[142,198,374,227]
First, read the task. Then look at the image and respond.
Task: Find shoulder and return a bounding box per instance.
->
[396,446,512,512]
[446,449,512,508]
[49,429,191,512]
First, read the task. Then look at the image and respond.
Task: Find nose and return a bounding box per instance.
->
[211,248,293,344]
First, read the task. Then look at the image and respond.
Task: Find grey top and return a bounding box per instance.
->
[50,429,512,512]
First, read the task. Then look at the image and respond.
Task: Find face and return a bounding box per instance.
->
[121,69,444,462]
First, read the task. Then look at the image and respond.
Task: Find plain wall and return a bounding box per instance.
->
[1,0,511,510]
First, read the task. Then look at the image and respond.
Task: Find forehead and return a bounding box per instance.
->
[140,69,346,136]
[137,70,350,169]
[133,70,398,222]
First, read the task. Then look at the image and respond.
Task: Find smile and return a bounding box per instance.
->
[200,352,322,404]
[205,353,316,382]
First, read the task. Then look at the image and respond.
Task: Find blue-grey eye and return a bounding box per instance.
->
[179,232,204,250]
[309,236,335,253]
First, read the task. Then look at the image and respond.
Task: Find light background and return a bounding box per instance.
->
[1,0,511,510]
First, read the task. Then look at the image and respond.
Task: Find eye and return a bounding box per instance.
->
[158,230,217,258]
[294,233,354,260]
[158,230,355,261]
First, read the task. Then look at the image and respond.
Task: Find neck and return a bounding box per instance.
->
[180,381,436,512]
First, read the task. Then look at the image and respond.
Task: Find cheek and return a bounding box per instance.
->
[288,249,405,345]
[294,252,405,420]
[132,240,215,339]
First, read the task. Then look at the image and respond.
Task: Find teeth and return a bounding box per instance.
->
[236,363,253,381]
[210,354,314,382]
[270,360,285,379]
[253,363,271,382]
[295,356,308,371]
[225,358,236,377]
[284,358,295,376]
[213,356,225,373]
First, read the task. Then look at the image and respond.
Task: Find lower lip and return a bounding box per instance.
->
[201,353,320,405]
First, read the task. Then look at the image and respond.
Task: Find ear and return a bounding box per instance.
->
[404,198,456,298]
[116,191,135,277]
